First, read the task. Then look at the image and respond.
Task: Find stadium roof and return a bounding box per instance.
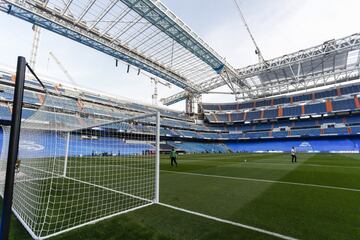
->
[163,33,360,105]
[0,0,245,94]
[1,1,360,107]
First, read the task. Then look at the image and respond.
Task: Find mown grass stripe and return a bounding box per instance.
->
[162,170,360,192]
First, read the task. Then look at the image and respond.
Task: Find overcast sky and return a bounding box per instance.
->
[0,0,359,111]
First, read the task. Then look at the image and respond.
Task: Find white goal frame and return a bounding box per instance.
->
[0,112,161,240]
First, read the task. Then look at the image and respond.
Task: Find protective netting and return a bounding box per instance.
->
[0,93,159,239]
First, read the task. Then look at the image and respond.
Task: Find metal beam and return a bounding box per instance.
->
[120,0,225,73]
[1,1,199,91]
[163,33,360,105]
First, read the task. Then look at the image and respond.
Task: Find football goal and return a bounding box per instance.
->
[0,92,160,239]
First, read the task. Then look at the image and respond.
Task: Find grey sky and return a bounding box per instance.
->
[0,0,359,111]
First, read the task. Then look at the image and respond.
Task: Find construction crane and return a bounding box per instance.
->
[151,77,171,106]
[48,51,78,87]
[233,0,267,65]
[119,58,172,105]
[29,25,41,70]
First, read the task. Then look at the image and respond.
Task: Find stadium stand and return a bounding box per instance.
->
[1,68,360,153]
[201,82,360,113]
[168,141,229,153]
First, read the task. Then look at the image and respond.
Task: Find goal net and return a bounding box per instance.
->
[0,94,160,239]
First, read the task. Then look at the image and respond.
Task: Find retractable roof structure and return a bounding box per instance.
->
[163,33,360,105]
[1,1,359,107]
[0,0,245,96]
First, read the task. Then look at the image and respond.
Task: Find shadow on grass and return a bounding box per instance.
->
[0,200,32,240]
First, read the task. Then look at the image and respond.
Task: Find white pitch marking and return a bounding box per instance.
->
[161,170,360,192]
[241,161,360,170]
[185,158,360,170]
[158,202,298,240]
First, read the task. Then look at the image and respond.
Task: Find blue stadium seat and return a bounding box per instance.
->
[291,128,321,136]
[332,99,355,111]
[304,103,326,114]
[272,131,289,138]
[227,133,244,139]
[283,106,301,117]
[340,85,360,95]
[273,121,291,128]
[274,97,290,105]
[254,123,273,130]
[293,93,312,102]
[202,104,220,111]
[168,141,229,153]
[179,130,202,138]
[351,126,360,134]
[0,105,10,120]
[246,110,261,120]
[231,112,244,122]
[245,131,269,138]
[220,103,238,111]
[346,115,360,124]
[202,132,221,139]
[323,127,348,135]
[318,117,343,124]
[216,113,228,122]
[239,102,253,109]
[315,89,336,99]
[239,124,254,131]
[0,88,14,101]
[23,91,40,105]
[256,99,271,107]
[264,109,278,119]
[294,119,317,127]
[21,108,36,119]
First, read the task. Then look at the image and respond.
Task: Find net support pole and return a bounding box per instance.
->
[0,56,26,240]
[63,132,70,177]
[154,111,160,203]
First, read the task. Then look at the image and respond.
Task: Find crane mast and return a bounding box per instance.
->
[48,51,78,87]
[29,25,41,70]
[151,77,171,106]
[233,0,266,64]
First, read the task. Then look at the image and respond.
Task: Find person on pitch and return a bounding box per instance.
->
[170,148,178,167]
[15,159,21,173]
[291,146,297,163]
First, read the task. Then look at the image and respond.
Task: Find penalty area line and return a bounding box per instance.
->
[158,202,298,240]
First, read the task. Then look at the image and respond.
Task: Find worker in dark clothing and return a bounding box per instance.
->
[291,147,297,163]
[170,148,178,167]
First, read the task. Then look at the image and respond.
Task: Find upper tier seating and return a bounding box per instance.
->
[1,69,360,142]
[264,108,278,119]
[205,96,360,123]
[283,106,302,117]
[202,83,360,112]
[167,141,229,153]
[332,98,356,111]
[323,127,349,135]
[291,128,321,136]
[304,102,327,115]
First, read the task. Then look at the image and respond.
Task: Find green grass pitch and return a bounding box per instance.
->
[4,153,360,240]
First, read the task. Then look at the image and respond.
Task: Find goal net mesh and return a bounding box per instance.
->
[0,93,158,239]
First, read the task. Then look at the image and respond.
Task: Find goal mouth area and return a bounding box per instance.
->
[11,161,154,239]
[0,111,160,239]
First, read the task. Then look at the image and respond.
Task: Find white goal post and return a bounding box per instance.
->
[0,107,161,239]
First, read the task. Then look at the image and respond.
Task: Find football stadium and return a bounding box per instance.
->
[0,0,359,239]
